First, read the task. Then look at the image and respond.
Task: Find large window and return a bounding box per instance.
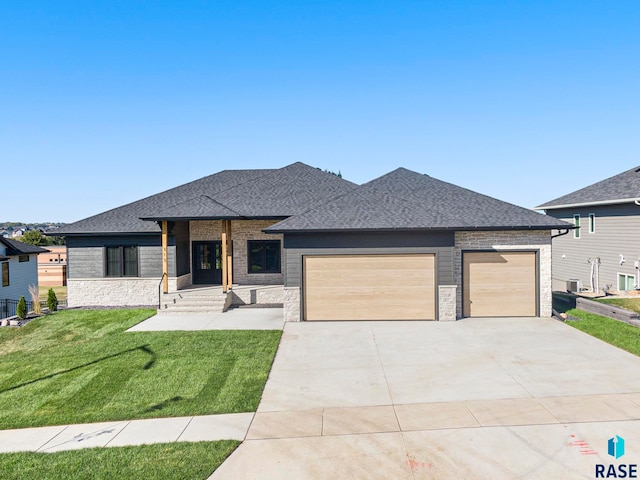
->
[1,262,8,287]
[248,240,281,274]
[106,246,139,277]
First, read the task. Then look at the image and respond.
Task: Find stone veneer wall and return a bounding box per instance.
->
[284,287,301,322]
[189,220,284,285]
[67,277,180,308]
[454,230,552,318]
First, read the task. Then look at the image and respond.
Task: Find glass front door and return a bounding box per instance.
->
[192,241,222,284]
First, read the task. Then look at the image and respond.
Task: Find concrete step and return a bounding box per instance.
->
[156,307,225,315]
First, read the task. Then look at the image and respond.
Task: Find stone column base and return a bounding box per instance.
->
[438,285,457,321]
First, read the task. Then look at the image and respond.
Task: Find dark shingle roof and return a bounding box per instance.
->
[266,168,571,233]
[537,165,640,210]
[0,238,48,255]
[58,163,357,235]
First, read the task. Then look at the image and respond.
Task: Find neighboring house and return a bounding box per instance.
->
[0,237,48,309]
[537,165,640,294]
[38,245,67,287]
[58,162,570,321]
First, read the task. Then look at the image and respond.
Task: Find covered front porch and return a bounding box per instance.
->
[156,218,285,312]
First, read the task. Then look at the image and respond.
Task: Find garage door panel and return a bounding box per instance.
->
[463,251,537,317]
[304,254,435,321]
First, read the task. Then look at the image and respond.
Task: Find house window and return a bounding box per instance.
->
[18,255,29,262]
[247,240,281,274]
[589,213,595,233]
[618,273,636,291]
[1,262,8,287]
[105,246,139,277]
[573,215,580,238]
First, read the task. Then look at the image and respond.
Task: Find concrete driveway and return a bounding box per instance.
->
[211,318,640,479]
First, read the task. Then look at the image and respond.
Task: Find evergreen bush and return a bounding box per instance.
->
[47,288,59,312]
[16,296,27,320]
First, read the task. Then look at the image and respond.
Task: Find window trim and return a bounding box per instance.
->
[573,214,580,239]
[105,246,139,277]
[618,272,636,291]
[247,240,281,274]
[588,213,595,234]
[1,262,8,287]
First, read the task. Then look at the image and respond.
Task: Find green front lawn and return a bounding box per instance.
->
[0,309,281,429]
[0,441,239,480]
[596,297,640,314]
[565,308,640,356]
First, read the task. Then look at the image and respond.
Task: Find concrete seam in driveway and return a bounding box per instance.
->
[369,322,415,477]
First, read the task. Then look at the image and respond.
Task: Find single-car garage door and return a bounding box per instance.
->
[463,251,537,317]
[303,254,436,321]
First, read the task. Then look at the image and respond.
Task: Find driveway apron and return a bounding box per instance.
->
[211,317,640,479]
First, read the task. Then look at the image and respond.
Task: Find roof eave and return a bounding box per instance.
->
[265,225,572,234]
[536,197,640,210]
[139,215,289,222]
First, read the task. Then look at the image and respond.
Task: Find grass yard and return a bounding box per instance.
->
[564,308,640,357]
[0,309,281,429]
[596,297,640,314]
[0,441,239,480]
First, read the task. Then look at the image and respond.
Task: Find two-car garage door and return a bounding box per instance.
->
[303,254,436,321]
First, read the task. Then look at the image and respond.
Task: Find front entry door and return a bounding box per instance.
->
[192,241,222,284]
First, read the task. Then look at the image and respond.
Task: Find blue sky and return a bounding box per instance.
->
[2,1,639,223]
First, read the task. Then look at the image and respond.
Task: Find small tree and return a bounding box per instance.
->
[16,296,27,320]
[47,288,59,312]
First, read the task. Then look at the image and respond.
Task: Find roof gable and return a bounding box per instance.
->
[537,165,640,210]
[266,168,572,232]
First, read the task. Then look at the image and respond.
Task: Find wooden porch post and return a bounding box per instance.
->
[161,221,169,294]
[226,220,233,290]
[221,220,228,293]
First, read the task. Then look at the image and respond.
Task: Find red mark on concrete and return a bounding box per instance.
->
[568,437,598,455]
[405,455,434,470]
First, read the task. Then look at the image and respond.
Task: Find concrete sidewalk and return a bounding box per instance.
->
[0,413,254,453]
[127,308,284,331]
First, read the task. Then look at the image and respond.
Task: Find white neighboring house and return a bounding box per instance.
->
[0,237,48,304]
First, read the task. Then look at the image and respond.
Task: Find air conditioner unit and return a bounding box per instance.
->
[566,279,580,293]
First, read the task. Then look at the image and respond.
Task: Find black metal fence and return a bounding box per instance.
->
[0,298,67,320]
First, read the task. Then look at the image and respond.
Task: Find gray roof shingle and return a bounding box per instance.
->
[266,168,572,232]
[0,238,48,255]
[58,163,357,235]
[537,165,640,209]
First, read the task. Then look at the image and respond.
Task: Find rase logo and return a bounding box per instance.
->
[610,436,626,460]
[596,435,637,479]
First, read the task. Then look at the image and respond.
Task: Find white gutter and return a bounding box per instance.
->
[536,197,640,211]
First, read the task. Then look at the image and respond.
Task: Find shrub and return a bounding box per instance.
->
[47,288,59,312]
[16,296,27,320]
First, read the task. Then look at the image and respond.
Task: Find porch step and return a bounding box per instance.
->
[158,288,230,314]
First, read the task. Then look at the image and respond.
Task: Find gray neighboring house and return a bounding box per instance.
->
[537,165,640,294]
[59,162,570,321]
[0,238,48,310]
